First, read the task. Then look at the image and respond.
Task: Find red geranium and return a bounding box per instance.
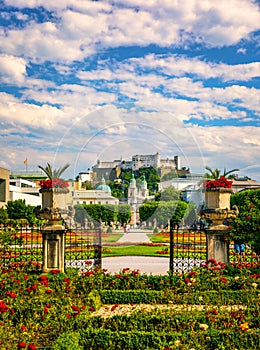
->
[39,178,69,189]
[204,176,232,189]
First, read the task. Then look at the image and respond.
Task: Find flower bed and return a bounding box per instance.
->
[0,261,259,349]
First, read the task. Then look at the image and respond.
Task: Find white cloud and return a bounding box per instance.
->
[132,54,260,82]
[2,0,260,63]
[0,55,27,83]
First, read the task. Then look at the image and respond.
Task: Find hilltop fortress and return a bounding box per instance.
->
[92,152,189,183]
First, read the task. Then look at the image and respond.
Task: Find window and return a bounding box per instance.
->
[90,201,93,204]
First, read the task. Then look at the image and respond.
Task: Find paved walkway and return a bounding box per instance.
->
[117,229,152,243]
[102,256,169,275]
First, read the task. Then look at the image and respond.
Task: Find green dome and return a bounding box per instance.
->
[96,177,111,193]
[130,174,136,185]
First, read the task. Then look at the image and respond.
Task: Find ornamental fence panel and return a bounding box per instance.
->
[0,223,43,271]
[169,228,207,273]
[0,223,258,273]
[65,225,102,271]
[0,223,102,272]
[169,227,259,273]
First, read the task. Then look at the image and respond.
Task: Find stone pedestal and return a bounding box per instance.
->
[206,230,229,263]
[42,227,66,273]
[202,187,235,264]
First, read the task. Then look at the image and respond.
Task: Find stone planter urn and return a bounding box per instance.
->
[40,187,69,210]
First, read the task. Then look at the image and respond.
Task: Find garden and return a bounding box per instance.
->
[0,259,259,349]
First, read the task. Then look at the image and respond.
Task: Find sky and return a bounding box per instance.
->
[0,0,259,181]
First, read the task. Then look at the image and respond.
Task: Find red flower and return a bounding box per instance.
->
[45,289,52,294]
[246,215,251,219]
[20,325,27,332]
[39,178,69,189]
[219,277,227,283]
[6,291,17,298]
[24,275,28,281]
[17,342,26,349]
[31,284,37,291]
[204,176,232,189]
[28,344,37,350]
[0,301,8,313]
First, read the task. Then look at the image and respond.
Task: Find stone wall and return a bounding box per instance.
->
[0,167,10,208]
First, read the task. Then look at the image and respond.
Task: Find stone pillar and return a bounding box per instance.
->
[202,188,234,264]
[206,230,229,263]
[37,188,69,273]
[42,228,66,273]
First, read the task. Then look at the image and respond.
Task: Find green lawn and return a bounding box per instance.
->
[102,233,124,242]
[103,245,167,257]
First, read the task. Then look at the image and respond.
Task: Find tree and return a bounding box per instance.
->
[161,170,178,181]
[228,189,260,254]
[205,166,239,180]
[139,200,188,227]
[38,163,70,179]
[6,199,36,225]
[0,207,8,224]
[117,204,132,225]
[154,186,180,201]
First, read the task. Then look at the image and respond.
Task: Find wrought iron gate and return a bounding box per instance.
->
[169,220,207,273]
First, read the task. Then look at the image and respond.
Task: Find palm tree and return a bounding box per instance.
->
[205,166,239,180]
[38,163,70,179]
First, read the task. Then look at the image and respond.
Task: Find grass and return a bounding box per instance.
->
[102,245,166,257]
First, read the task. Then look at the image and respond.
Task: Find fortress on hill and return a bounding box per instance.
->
[92,152,189,183]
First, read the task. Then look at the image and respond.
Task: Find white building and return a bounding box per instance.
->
[72,178,119,205]
[9,178,41,206]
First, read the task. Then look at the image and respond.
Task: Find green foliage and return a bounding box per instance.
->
[228,189,260,253]
[205,166,239,179]
[86,290,102,310]
[38,162,70,180]
[80,203,132,226]
[117,204,132,224]
[161,170,178,181]
[0,263,259,349]
[139,200,188,226]
[52,332,83,350]
[155,186,180,201]
[74,204,88,226]
[6,199,36,225]
[0,207,8,224]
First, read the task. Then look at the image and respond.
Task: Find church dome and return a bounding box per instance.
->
[96,177,111,193]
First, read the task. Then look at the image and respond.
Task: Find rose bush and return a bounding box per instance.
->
[0,261,259,349]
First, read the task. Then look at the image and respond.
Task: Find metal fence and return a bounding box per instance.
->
[169,226,259,273]
[0,224,43,271]
[169,227,207,273]
[0,223,258,273]
[0,223,101,272]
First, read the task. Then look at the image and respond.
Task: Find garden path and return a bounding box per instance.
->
[117,228,152,243]
[102,256,169,275]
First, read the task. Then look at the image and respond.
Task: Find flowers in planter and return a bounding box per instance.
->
[39,178,69,189]
[204,176,233,189]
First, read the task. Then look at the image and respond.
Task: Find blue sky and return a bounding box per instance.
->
[0,0,259,181]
